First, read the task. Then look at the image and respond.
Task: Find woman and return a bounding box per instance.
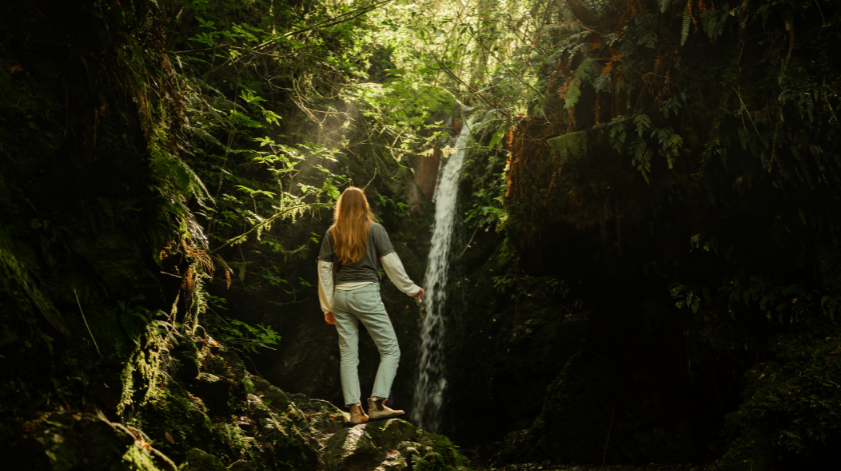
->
[317,187,424,425]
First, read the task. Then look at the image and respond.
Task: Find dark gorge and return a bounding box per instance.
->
[2,1,841,470]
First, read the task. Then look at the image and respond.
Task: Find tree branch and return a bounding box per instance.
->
[210,203,317,255]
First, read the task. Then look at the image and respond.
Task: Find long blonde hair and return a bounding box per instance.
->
[330,187,375,265]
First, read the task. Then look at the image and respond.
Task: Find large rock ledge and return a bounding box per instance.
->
[0,335,465,471]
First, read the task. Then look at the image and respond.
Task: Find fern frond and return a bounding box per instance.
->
[634,114,652,137]
[681,2,691,46]
[564,84,582,110]
[659,0,672,14]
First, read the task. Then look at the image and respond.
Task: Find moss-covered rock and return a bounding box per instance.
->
[0,412,165,471]
[99,318,466,471]
[245,393,320,470]
[180,448,227,471]
[414,430,469,470]
[252,376,291,412]
[717,318,841,470]
[323,419,418,471]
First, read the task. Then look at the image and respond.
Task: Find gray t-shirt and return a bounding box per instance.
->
[318,223,395,285]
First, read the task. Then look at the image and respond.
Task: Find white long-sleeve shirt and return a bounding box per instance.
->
[317,252,421,314]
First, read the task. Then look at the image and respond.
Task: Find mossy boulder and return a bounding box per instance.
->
[363,436,465,471]
[323,419,417,471]
[180,448,227,471]
[252,376,291,411]
[246,394,320,470]
[717,318,841,470]
[0,412,165,471]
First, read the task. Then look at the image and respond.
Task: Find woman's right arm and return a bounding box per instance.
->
[372,224,423,299]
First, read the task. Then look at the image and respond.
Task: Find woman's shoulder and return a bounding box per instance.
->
[370,222,387,233]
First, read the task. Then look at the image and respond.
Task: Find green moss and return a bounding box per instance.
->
[179,448,227,471]
[245,394,319,470]
[547,131,588,165]
[252,377,291,412]
[717,318,841,470]
[416,431,469,470]
[716,430,777,471]
[120,445,165,471]
[136,380,225,462]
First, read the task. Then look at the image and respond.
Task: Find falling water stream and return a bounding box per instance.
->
[412,113,476,432]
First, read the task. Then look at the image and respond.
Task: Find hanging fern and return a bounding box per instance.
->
[564,84,582,110]
[659,0,672,14]
[681,1,691,46]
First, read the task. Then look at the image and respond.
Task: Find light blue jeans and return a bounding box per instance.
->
[332,283,400,406]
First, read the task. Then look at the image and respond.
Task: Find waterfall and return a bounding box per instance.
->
[412,113,475,432]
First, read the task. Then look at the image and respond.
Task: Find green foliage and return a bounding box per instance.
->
[609,115,628,152]
[260,265,289,288]
[633,13,659,49]
[718,318,841,468]
[412,432,469,471]
[207,315,281,354]
[492,271,585,311]
[345,82,458,163]
[493,0,841,464]
[463,123,509,232]
[377,193,409,218]
[564,83,582,110]
[633,114,651,137]
[681,2,691,46]
[201,295,281,353]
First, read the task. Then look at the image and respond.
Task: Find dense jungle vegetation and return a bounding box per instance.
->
[1,0,840,470]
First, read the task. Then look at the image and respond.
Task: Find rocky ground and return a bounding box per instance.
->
[3,407,459,471]
[0,318,719,471]
[1,363,718,471]
[0,324,466,471]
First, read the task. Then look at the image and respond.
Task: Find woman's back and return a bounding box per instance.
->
[319,222,395,285]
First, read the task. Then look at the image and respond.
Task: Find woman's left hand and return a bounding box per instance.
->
[325,312,336,325]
